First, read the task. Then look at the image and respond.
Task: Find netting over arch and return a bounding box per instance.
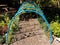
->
[6,2,53,45]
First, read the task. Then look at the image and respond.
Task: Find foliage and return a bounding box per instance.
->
[0,34,6,43]
[0,13,19,44]
[10,15,19,33]
[0,15,10,34]
[50,21,60,37]
[0,14,10,44]
[8,33,12,44]
[0,14,10,27]
[7,15,19,44]
[0,20,5,27]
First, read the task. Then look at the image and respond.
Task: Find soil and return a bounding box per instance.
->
[2,18,60,45]
[11,18,50,45]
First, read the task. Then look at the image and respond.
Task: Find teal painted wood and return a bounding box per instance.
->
[6,2,53,45]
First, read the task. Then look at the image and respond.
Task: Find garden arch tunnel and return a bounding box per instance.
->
[6,2,53,45]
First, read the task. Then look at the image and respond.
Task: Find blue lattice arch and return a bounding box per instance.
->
[6,2,53,45]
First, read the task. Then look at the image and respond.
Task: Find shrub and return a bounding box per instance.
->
[50,21,60,37]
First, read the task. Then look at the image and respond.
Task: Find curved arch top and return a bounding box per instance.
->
[9,2,50,29]
[7,2,53,44]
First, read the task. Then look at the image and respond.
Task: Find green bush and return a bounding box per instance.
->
[50,21,60,37]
